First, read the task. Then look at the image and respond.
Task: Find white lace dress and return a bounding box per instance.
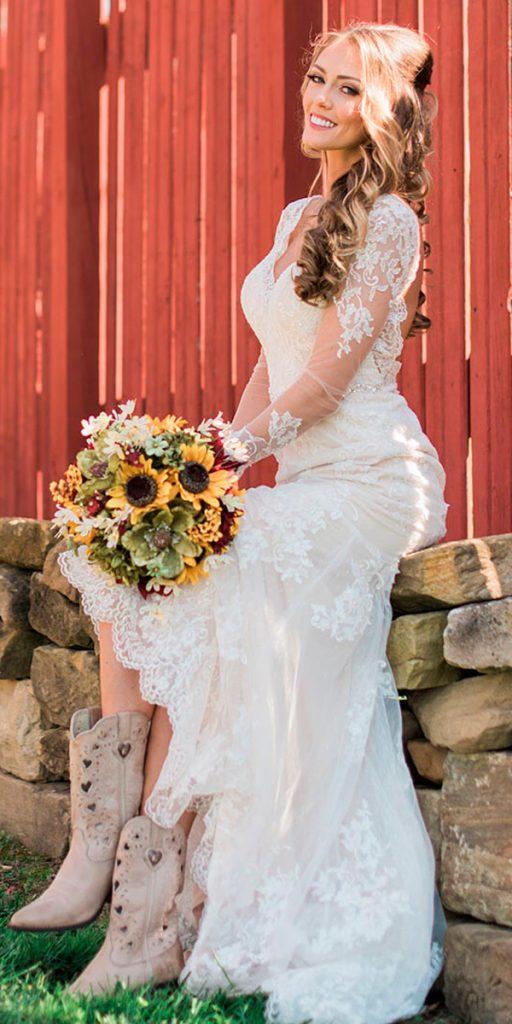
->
[59,193,449,1024]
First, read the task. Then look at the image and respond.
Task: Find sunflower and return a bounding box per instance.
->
[106,456,178,524]
[172,554,210,586]
[175,442,238,510]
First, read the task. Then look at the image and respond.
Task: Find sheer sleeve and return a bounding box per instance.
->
[223,196,420,476]
[230,350,270,430]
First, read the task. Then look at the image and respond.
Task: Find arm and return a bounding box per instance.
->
[223,197,420,473]
[230,350,271,430]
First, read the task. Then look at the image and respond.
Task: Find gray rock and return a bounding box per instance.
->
[0,517,57,570]
[387,610,462,689]
[408,739,447,783]
[0,768,70,858]
[444,921,512,1024]
[41,539,79,603]
[0,564,32,628]
[401,706,421,742]
[440,751,512,926]
[409,673,512,753]
[391,534,512,611]
[30,644,100,726]
[39,728,70,779]
[415,787,441,882]
[29,573,93,648]
[444,597,512,671]
[0,679,50,781]
[0,625,48,678]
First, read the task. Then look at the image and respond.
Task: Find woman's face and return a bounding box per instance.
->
[302,39,367,154]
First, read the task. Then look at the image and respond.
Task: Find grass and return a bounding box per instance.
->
[0,831,461,1024]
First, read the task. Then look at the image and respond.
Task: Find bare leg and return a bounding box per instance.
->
[99,622,195,836]
[99,621,155,719]
[140,705,196,835]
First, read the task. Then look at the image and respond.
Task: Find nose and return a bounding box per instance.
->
[317,89,333,109]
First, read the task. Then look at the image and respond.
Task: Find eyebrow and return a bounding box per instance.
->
[310,63,361,83]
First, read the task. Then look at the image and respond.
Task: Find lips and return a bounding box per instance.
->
[309,112,337,130]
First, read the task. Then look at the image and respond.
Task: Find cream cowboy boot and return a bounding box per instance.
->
[70,815,186,996]
[9,705,151,932]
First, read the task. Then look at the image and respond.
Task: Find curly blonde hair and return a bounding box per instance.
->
[295,22,437,337]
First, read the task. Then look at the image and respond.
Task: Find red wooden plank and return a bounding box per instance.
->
[283,0,323,201]
[0,0,23,514]
[120,0,146,406]
[15,2,39,516]
[468,0,512,536]
[235,0,286,489]
[39,0,69,518]
[422,0,468,541]
[104,0,120,411]
[171,0,202,424]
[39,0,102,520]
[145,0,174,415]
[201,0,232,422]
[343,0,379,24]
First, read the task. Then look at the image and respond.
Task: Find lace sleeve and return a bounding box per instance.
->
[230,350,270,430]
[223,196,420,474]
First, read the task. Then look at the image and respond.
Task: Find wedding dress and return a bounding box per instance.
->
[59,192,449,1024]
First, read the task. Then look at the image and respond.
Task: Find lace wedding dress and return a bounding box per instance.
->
[59,192,448,1024]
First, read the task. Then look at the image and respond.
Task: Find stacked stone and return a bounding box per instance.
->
[0,517,99,858]
[389,534,512,1024]
[1,517,511,1020]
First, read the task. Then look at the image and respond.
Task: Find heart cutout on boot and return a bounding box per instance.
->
[118,742,131,758]
[147,849,162,866]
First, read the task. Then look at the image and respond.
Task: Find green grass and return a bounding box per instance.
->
[0,831,460,1024]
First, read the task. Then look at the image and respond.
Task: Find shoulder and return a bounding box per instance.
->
[368,193,420,242]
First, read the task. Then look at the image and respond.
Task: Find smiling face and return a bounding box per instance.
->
[302,38,368,157]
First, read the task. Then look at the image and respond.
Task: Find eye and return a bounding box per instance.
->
[306,74,359,96]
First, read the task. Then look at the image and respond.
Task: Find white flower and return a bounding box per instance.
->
[221,493,245,512]
[112,398,136,423]
[102,435,125,457]
[74,516,99,540]
[51,505,81,537]
[197,410,226,435]
[81,411,111,438]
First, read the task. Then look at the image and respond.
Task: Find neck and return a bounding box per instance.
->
[322,146,364,195]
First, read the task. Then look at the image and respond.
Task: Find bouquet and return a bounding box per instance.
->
[50,401,248,597]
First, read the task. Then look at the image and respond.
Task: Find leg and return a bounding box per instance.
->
[99,621,154,719]
[140,704,196,836]
[9,621,151,932]
[100,622,195,833]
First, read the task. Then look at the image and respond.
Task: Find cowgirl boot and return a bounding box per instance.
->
[70,815,187,995]
[9,705,151,932]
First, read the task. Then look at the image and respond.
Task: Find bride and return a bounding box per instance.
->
[10,20,449,1024]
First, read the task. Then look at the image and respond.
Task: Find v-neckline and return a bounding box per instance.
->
[271,195,324,286]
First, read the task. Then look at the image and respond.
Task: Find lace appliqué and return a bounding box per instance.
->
[222,410,302,473]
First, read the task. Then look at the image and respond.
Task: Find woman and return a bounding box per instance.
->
[10,21,448,1024]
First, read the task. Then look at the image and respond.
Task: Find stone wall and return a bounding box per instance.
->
[388,534,512,1024]
[0,517,99,858]
[0,517,511,1020]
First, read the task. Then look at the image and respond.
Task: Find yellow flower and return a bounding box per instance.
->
[151,414,188,435]
[172,555,210,586]
[106,456,178,525]
[176,442,238,511]
[49,464,83,505]
[188,506,223,545]
[154,554,209,591]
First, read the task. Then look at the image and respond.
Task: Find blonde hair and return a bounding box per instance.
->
[295,21,437,336]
